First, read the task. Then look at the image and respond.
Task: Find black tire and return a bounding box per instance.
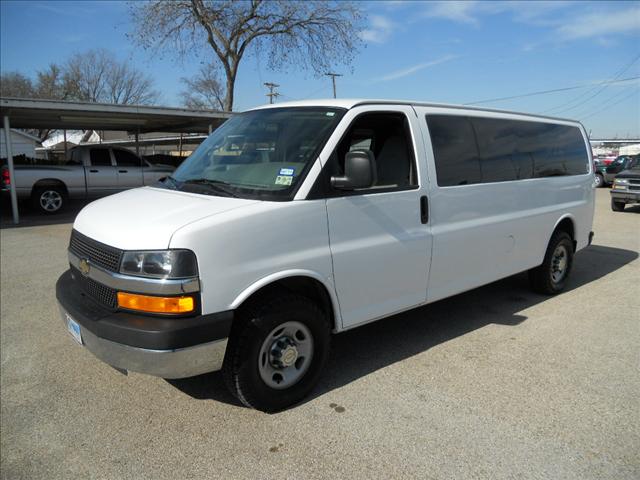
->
[529,230,574,295]
[611,199,625,212]
[594,173,604,188]
[222,293,331,412]
[31,186,66,214]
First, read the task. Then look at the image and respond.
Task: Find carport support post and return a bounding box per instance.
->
[3,116,20,224]
[135,130,140,157]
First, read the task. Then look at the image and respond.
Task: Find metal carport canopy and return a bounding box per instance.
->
[1,97,234,224]
[0,97,232,133]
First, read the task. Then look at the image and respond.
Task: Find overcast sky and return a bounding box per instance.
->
[1,0,639,137]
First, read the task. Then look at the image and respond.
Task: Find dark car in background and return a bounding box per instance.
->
[594,162,608,187]
[595,155,640,187]
[610,164,640,211]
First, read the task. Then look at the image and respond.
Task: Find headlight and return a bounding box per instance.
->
[614,178,629,185]
[120,250,198,279]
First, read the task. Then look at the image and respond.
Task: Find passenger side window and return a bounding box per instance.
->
[113,149,142,167]
[90,149,112,166]
[330,112,417,192]
[472,117,528,182]
[426,115,481,186]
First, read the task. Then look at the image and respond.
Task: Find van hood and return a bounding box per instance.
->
[73,187,258,250]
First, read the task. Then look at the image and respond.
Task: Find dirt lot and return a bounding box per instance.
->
[1,189,638,480]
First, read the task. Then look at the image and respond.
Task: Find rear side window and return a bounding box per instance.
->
[113,149,141,167]
[426,115,481,186]
[427,115,589,186]
[90,149,112,166]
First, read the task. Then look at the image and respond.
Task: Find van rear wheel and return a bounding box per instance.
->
[529,230,574,295]
[222,293,330,412]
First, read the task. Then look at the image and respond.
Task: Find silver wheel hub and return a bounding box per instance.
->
[271,338,298,368]
[551,245,568,283]
[258,321,313,390]
[40,190,62,211]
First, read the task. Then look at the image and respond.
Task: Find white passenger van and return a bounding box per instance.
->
[57,100,595,411]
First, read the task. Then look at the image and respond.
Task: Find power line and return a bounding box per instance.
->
[464,76,640,106]
[542,54,640,114]
[543,53,640,115]
[325,72,342,98]
[572,85,637,119]
[580,88,640,121]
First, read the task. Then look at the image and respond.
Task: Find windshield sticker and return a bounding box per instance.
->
[326,112,335,116]
[279,167,295,176]
[275,175,293,186]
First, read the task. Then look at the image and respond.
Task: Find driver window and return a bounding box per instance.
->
[330,112,417,191]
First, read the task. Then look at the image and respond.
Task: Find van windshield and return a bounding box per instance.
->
[168,107,345,200]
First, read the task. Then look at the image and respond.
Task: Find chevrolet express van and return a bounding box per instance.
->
[56,100,595,412]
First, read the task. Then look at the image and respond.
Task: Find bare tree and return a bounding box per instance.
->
[0,72,35,98]
[36,64,69,100]
[180,63,225,110]
[130,0,364,111]
[1,69,68,141]
[64,49,159,105]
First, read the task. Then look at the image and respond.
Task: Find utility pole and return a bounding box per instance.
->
[264,82,280,104]
[325,72,342,98]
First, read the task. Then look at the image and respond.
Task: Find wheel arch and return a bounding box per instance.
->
[31,178,69,197]
[230,270,342,332]
[551,214,577,252]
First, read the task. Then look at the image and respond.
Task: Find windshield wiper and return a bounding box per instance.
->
[182,178,239,197]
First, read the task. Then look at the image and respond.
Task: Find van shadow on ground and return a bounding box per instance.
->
[168,243,638,409]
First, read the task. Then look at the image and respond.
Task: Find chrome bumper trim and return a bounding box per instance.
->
[59,305,226,379]
[68,250,200,295]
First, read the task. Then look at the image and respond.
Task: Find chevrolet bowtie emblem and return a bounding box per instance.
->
[79,258,91,276]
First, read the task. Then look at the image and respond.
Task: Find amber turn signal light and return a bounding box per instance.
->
[117,292,195,314]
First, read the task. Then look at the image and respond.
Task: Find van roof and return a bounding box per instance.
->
[250,99,580,124]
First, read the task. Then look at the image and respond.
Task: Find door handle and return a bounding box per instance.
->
[420,195,429,224]
[118,170,128,173]
[89,169,98,173]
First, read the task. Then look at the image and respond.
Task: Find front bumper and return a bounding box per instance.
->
[56,269,232,378]
[610,190,640,203]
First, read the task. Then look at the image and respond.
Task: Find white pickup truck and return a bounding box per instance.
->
[1,145,174,213]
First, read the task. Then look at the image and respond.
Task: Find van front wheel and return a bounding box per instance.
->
[222,293,331,412]
[529,230,574,295]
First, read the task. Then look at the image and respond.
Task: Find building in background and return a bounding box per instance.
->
[0,128,43,160]
[619,144,640,156]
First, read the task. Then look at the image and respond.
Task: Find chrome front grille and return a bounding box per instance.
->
[69,230,122,272]
[71,266,117,309]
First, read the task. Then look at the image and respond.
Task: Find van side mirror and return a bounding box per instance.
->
[331,150,376,190]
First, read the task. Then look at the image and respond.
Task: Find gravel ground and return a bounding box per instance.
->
[1,189,639,480]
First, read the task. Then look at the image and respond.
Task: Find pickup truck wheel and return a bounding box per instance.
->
[32,186,66,214]
[528,230,574,295]
[222,293,330,412]
[594,173,604,188]
[611,199,626,212]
